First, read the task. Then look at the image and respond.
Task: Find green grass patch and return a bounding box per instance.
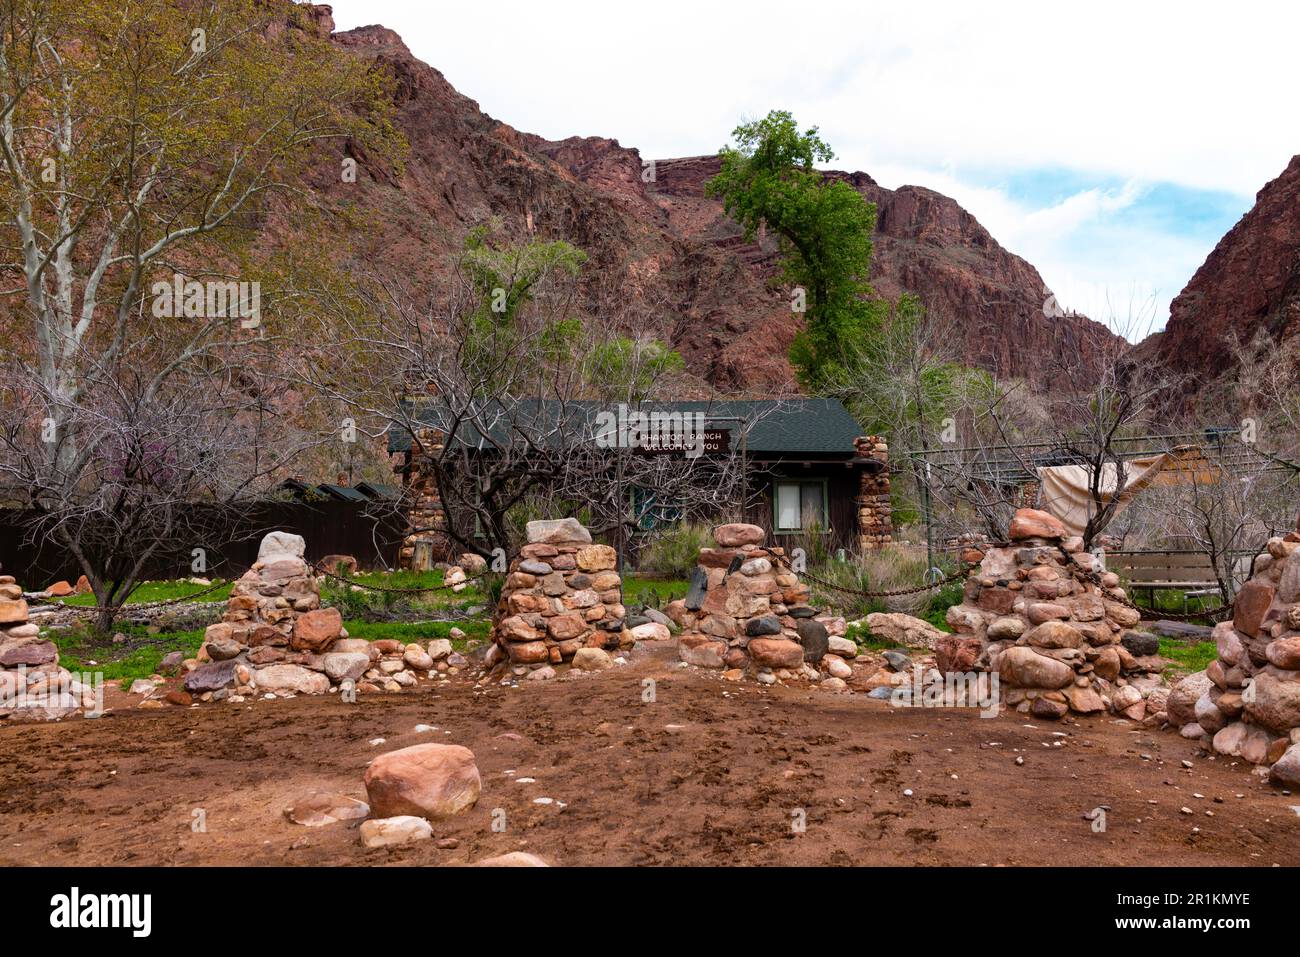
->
[843,621,910,652]
[54,579,233,607]
[53,624,206,684]
[623,575,688,608]
[1128,586,1224,616]
[51,612,492,686]
[1159,638,1218,676]
[322,568,489,620]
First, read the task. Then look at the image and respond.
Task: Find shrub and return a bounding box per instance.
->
[637,522,713,580]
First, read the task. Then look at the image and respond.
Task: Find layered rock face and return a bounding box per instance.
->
[1134,154,1300,402]
[1169,521,1300,785]
[252,5,1124,395]
[0,575,98,721]
[671,523,855,686]
[184,532,459,700]
[489,519,630,667]
[941,509,1169,720]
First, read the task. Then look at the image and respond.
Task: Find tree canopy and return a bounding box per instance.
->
[705,110,882,390]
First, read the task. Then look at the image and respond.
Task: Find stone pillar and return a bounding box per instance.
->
[938,507,1158,720]
[671,523,855,686]
[399,427,449,570]
[490,519,629,667]
[855,435,893,551]
[185,531,454,701]
[1170,515,1300,786]
[0,574,95,721]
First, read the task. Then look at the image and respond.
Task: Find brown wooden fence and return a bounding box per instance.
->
[0,501,406,588]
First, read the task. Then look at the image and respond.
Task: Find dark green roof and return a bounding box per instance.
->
[316,484,370,503]
[387,398,863,456]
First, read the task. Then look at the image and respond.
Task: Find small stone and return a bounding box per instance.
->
[359,815,433,848]
[572,647,612,671]
[284,790,370,827]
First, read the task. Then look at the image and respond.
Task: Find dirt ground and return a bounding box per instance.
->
[2,642,1298,867]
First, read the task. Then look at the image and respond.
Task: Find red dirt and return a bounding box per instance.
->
[2,642,1297,866]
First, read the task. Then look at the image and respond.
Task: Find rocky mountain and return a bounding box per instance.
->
[1134,154,1300,398]
[287,4,1125,393]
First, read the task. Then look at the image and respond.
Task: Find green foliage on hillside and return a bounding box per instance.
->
[705,110,884,390]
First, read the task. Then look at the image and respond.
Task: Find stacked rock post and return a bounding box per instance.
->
[855,435,893,550]
[399,426,450,570]
[1168,516,1300,786]
[671,523,856,685]
[0,574,97,721]
[939,508,1169,720]
[490,519,630,667]
[183,531,458,701]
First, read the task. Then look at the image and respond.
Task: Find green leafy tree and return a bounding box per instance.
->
[705,110,882,389]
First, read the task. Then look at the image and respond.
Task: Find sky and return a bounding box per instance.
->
[327,0,1297,340]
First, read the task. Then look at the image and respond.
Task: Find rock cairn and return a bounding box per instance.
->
[489,519,630,669]
[670,523,856,686]
[1169,521,1300,786]
[184,531,461,701]
[0,574,97,721]
[940,508,1169,721]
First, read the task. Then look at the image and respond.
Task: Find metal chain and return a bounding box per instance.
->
[1077,566,1233,623]
[25,562,491,615]
[310,562,491,594]
[25,576,234,614]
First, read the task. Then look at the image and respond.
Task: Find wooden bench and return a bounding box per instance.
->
[1105,550,1238,611]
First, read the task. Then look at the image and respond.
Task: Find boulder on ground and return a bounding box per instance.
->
[359,815,433,848]
[997,646,1074,689]
[864,612,945,649]
[255,664,330,695]
[1167,670,1212,727]
[183,659,240,694]
[364,744,482,821]
[572,647,612,671]
[678,635,727,668]
[1244,670,1300,735]
[1270,743,1300,787]
[472,852,549,866]
[747,637,804,669]
[284,791,370,826]
[323,652,371,683]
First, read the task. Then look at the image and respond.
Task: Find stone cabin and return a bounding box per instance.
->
[387,398,891,569]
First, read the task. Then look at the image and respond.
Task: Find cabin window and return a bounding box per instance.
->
[630,486,682,530]
[774,480,828,531]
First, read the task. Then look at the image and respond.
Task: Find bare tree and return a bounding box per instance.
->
[297,230,777,563]
[0,339,322,631]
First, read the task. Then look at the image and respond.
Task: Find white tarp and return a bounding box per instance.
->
[1035,447,1209,536]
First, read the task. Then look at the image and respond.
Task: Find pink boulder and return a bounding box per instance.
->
[364,744,482,821]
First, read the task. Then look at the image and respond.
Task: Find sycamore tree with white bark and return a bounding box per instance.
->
[0,0,400,629]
